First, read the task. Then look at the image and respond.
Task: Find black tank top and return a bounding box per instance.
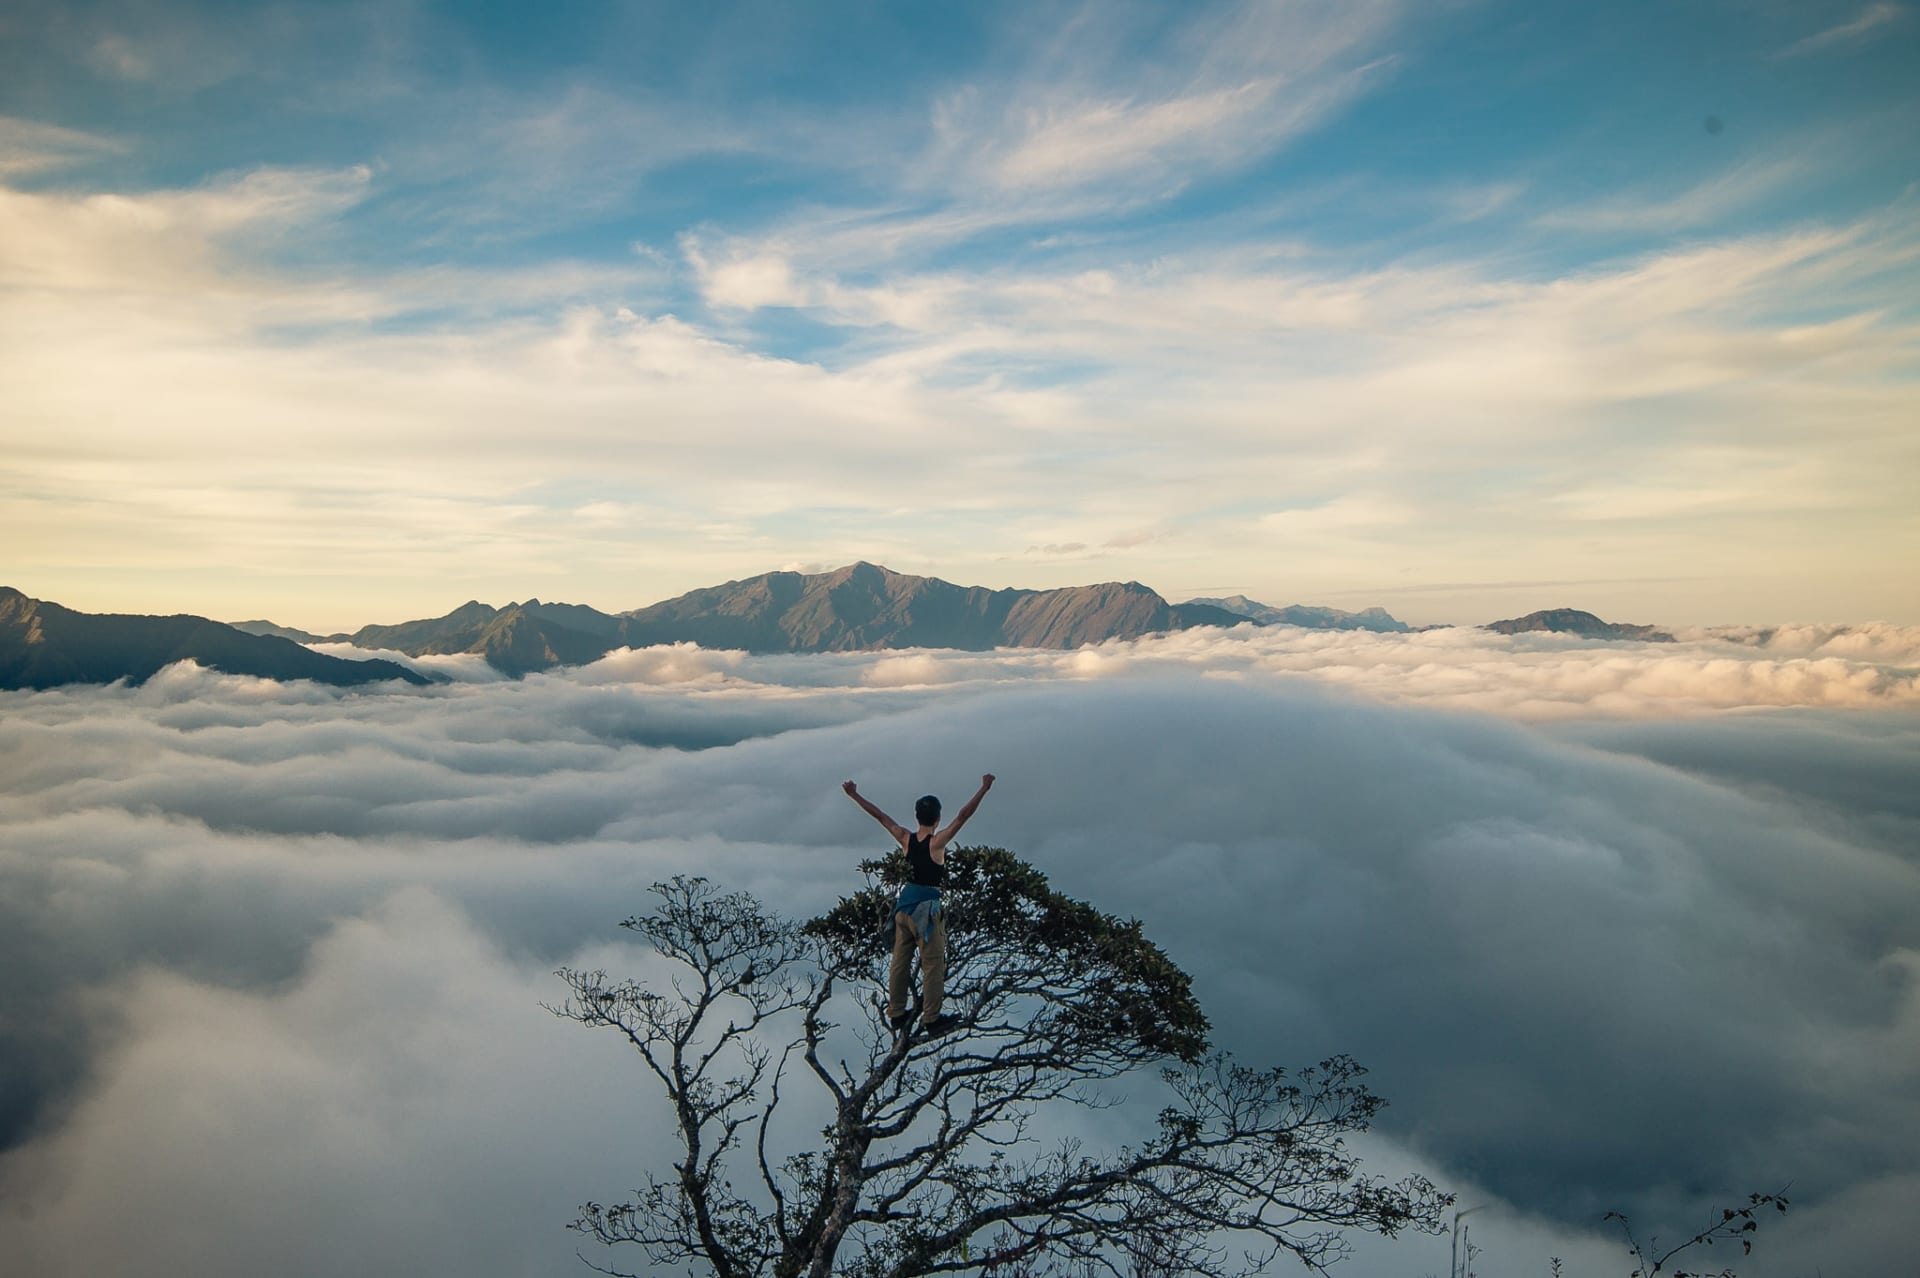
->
[906,831,945,888]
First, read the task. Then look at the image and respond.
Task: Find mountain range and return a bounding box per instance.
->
[1186,595,1412,633]
[0,587,426,690]
[232,563,1254,677]
[1,565,1674,690]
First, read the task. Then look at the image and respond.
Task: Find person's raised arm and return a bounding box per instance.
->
[936,773,995,846]
[842,780,908,845]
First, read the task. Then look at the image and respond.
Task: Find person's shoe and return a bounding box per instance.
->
[921,1013,962,1037]
[888,1008,914,1032]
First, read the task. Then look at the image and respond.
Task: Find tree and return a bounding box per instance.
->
[552,846,1450,1278]
[1604,1190,1790,1278]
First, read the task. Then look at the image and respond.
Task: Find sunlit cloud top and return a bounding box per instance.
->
[1,0,1915,629]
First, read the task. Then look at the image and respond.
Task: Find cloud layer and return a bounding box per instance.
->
[350,617,1920,720]
[1,639,1916,1276]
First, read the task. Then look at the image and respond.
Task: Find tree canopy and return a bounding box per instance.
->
[553,846,1448,1278]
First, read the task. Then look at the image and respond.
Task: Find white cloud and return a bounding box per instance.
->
[637,219,1920,635]
[0,889,671,1278]
[0,656,1915,1276]
[985,78,1287,192]
[391,79,747,234]
[0,116,123,176]
[458,605,1920,720]
[674,1,1407,285]
[683,236,810,310]
[3,72,1917,628]
[0,165,372,293]
[308,643,506,682]
[1688,620,1920,663]
[1535,157,1812,234]
[564,641,747,686]
[920,0,1401,205]
[1776,3,1905,58]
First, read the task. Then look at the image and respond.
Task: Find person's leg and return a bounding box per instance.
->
[918,911,946,1025]
[887,912,915,1021]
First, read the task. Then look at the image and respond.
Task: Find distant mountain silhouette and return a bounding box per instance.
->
[341,599,501,654]
[234,598,617,677]
[1483,608,1674,642]
[16,574,1689,688]
[265,563,1252,675]
[520,598,628,639]
[620,562,1247,654]
[466,603,623,676]
[229,619,328,643]
[0,588,429,690]
[1186,595,1410,633]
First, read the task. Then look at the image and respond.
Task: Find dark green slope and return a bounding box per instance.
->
[332,599,630,673]
[520,598,626,638]
[0,588,429,690]
[469,605,620,676]
[620,570,816,651]
[344,599,501,653]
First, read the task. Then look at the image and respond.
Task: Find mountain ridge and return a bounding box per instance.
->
[1483,607,1674,642]
[250,562,1260,675]
[1184,595,1412,633]
[10,571,1686,690]
[250,573,1686,663]
[0,588,429,691]
[617,562,1249,655]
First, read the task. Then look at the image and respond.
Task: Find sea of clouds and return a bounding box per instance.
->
[2,623,1917,1277]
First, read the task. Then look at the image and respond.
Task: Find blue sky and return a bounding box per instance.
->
[1,0,1916,628]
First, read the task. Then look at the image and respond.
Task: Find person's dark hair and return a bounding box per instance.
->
[914,795,941,827]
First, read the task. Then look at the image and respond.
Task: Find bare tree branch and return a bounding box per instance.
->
[553,850,1451,1278]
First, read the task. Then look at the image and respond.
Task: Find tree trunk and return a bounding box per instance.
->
[806,1118,871,1278]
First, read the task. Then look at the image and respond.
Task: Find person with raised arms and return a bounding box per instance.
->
[841,773,996,1036]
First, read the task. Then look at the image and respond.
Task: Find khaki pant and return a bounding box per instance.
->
[887,908,945,1026]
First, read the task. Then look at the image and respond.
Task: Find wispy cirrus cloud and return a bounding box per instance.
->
[1775,2,1905,58]
[681,0,1409,280]
[920,0,1400,203]
[0,116,122,176]
[0,165,372,291]
[376,79,751,240]
[1533,156,1814,234]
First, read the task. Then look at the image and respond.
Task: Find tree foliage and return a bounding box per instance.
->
[553,846,1449,1278]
